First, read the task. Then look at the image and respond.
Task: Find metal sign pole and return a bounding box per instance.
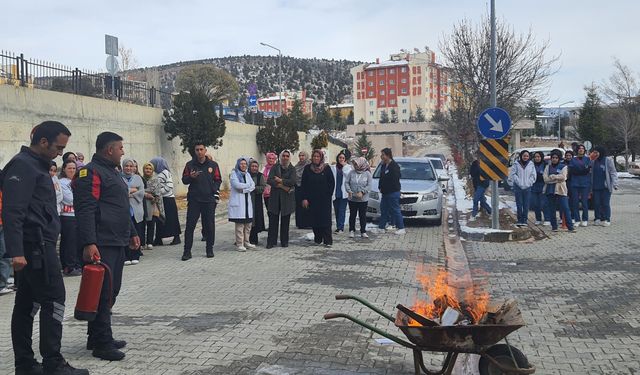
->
[490,0,499,229]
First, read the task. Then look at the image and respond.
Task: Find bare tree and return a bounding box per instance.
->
[601,58,640,168]
[118,44,138,78]
[438,16,558,162]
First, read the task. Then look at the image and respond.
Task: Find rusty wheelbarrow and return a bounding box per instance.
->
[324,295,535,375]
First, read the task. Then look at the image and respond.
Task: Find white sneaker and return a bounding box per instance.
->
[542,221,551,226]
[534,221,541,225]
[594,219,602,226]
[146,244,153,250]
[603,221,611,227]
[580,221,588,227]
[395,228,407,235]
[361,232,369,239]
[124,261,132,266]
[0,287,14,295]
[349,231,355,238]
[237,246,247,252]
[7,277,14,285]
[131,260,139,265]
[385,226,397,233]
[244,243,256,249]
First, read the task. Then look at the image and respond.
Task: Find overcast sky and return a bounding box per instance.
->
[3,0,639,107]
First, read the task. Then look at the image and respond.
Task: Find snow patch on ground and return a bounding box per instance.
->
[618,172,638,179]
[460,225,512,234]
[449,166,473,211]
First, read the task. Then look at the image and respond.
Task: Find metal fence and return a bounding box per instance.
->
[0,50,173,109]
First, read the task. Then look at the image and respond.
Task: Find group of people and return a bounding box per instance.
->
[472,144,619,232]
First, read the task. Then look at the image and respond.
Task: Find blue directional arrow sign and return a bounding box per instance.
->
[248,95,257,107]
[477,107,512,139]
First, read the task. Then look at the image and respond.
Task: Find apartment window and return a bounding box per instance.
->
[379,70,385,75]
[401,88,407,94]
[369,100,374,106]
[367,71,373,76]
[402,119,407,123]
[401,78,407,84]
[379,90,385,96]
[369,111,374,116]
[389,79,395,85]
[402,109,407,114]
[389,89,395,95]
[401,98,407,104]
[379,80,384,86]
[380,99,385,106]
[368,81,373,87]
[389,99,396,105]
[390,68,395,74]
[368,91,374,97]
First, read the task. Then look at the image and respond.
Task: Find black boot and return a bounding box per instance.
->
[87,339,127,350]
[15,362,43,375]
[170,235,181,245]
[45,361,89,375]
[92,344,125,361]
[181,251,192,261]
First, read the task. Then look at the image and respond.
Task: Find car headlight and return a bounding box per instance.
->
[370,191,379,200]
[421,191,439,201]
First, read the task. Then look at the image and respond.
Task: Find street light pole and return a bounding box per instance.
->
[260,42,283,124]
[489,0,499,229]
[556,101,574,142]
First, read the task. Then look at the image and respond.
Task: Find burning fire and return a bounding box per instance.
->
[409,266,489,326]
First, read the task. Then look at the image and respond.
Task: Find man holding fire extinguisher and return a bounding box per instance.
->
[74,132,140,362]
[2,121,89,375]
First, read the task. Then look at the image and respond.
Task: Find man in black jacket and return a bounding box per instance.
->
[74,132,140,361]
[2,121,88,375]
[181,143,222,260]
[375,148,405,235]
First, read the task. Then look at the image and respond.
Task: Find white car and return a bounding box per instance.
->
[366,157,448,225]
[427,157,448,192]
[629,161,640,176]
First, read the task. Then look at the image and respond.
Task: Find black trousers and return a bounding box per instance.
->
[184,201,215,253]
[141,218,156,246]
[87,245,125,347]
[249,226,260,245]
[267,213,290,246]
[312,226,333,245]
[59,216,82,270]
[126,217,144,261]
[348,201,368,233]
[12,242,65,370]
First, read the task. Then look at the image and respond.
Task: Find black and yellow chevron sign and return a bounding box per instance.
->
[479,139,509,181]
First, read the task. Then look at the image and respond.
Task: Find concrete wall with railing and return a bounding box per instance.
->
[0,85,343,195]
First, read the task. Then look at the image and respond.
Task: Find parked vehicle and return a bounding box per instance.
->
[629,161,640,177]
[427,157,448,192]
[367,157,448,225]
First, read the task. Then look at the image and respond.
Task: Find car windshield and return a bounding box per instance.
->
[430,159,444,170]
[373,161,436,181]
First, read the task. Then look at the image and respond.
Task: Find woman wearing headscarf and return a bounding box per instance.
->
[142,162,165,250]
[266,150,297,248]
[543,150,575,232]
[58,160,82,276]
[249,159,266,245]
[531,151,549,225]
[591,146,618,226]
[294,151,311,229]
[331,151,353,233]
[345,157,372,238]
[507,150,536,226]
[262,152,278,209]
[229,157,256,251]
[62,151,77,164]
[75,152,85,167]
[122,158,145,264]
[301,149,335,247]
[151,157,182,246]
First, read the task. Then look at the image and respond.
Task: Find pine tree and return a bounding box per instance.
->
[333,110,344,130]
[346,110,354,125]
[163,89,226,155]
[289,99,310,131]
[256,115,299,154]
[380,110,389,124]
[314,105,333,130]
[524,99,544,136]
[311,130,329,149]
[415,106,426,122]
[390,109,398,123]
[357,118,366,124]
[577,86,607,145]
[354,130,374,161]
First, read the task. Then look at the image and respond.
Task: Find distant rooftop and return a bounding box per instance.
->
[365,60,409,69]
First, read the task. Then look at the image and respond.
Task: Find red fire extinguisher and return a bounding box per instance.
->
[74,254,112,321]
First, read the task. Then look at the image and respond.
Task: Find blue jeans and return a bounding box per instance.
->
[547,194,574,230]
[0,226,11,289]
[472,185,492,217]
[333,198,348,231]
[513,186,531,224]
[379,191,404,230]
[531,191,549,222]
[592,189,612,221]
[570,186,590,222]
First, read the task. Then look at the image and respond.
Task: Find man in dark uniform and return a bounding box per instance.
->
[2,121,89,375]
[73,132,140,361]
[180,142,221,261]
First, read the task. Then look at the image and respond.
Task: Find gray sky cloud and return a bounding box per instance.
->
[3,0,639,107]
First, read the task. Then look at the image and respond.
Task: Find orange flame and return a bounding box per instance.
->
[409,265,489,325]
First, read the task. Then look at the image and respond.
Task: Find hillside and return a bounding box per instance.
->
[130,55,362,105]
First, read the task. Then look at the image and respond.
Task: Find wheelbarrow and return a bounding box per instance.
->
[324,295,535,375]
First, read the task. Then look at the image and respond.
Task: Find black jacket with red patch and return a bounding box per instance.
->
[181,158,222,203]
[73,154,137,248]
